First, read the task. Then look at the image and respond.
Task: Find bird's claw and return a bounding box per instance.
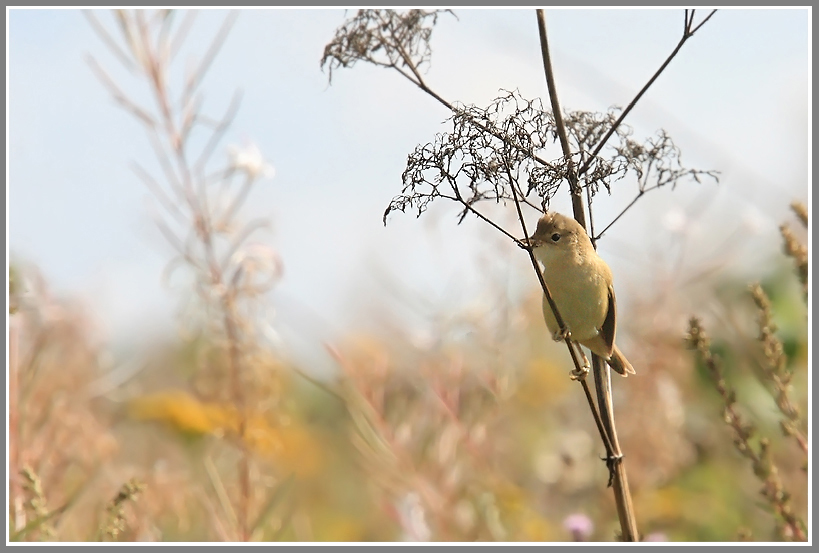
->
[552,327,571,342]
[570,364,590,381]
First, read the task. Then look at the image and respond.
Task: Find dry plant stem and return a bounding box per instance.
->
[688,319,806,542]
[577,9,717,178]
[536,9,638,541]
[89,11,251,540]
[387,39,558,178]
[593,184,660,241]
[535,10,585,230]
[222,295,250,541]
[146,36,250,541]
[592,355,638,539]
[750,283,808,456]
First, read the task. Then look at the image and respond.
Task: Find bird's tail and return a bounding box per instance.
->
[608,345,636,377]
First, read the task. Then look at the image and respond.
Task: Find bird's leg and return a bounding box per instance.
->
[569,342,591,381]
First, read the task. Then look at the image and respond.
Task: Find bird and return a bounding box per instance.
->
[526,211,635,376]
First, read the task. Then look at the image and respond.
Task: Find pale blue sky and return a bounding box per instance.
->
[8,8,809,369]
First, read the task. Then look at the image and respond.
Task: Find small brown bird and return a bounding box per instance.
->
[527,211,635,376]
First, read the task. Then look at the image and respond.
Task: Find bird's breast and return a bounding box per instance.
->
[540,255,609,342]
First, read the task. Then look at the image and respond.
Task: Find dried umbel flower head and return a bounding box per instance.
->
[321,9,454,83]
[385,90,717,232]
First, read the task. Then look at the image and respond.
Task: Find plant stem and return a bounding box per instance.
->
[536,9,638,541]
[536,10,585,230]
[577,9,717,178]
[592,355,638,540]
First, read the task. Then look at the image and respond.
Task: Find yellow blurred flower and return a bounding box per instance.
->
[128,390,322,477]
[128,390,225,436]
[243,414,322,477]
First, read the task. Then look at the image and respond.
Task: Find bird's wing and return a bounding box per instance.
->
[599,284,617,357]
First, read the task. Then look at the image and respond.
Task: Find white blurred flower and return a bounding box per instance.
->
[741,204,768,235]
[662,207,688,234]
[396,492,431,542]
[227,141,275,180]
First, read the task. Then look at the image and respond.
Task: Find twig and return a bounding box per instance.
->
[181,10,239,105]
[441,190,522,245]
[381,32,559,174]
[217,174,254,230]
[131,161,187,226]
[593,186,655,241]
[577,9,717,178]
[169,10,198,64]
[536,10,585,230]
[86,55,156,126]
[194,90,243,177]
[83,10,138,72]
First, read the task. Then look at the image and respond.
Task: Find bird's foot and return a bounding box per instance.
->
[570,364,590,381]
[552,326,571,342]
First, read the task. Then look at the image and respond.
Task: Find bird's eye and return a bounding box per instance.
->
[550,233,561,242]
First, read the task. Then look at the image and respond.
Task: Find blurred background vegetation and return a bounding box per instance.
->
[8,9,808,543]
[8,205,807,541]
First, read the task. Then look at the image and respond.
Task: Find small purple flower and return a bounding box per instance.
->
[563,513,594,541]
[644,532,668,542]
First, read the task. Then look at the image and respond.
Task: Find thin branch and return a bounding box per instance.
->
[181,10,240,105]
[690,8,718,34]
[536,10,585,230]
[86,55,157,126]
[290,365,346,403]
[443,188,522,245]
[131,162,187,225]
[193,90,243,178]
[156,10,175,68]
[578,9,718,178]
[537,9,637,541]
[179,92,204,147]
[169,10,198,64]
[217,174,254,230]
[154,216,193,263]
[83,10,138,72]
[145,129,188,203]
[382,43,559,174]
